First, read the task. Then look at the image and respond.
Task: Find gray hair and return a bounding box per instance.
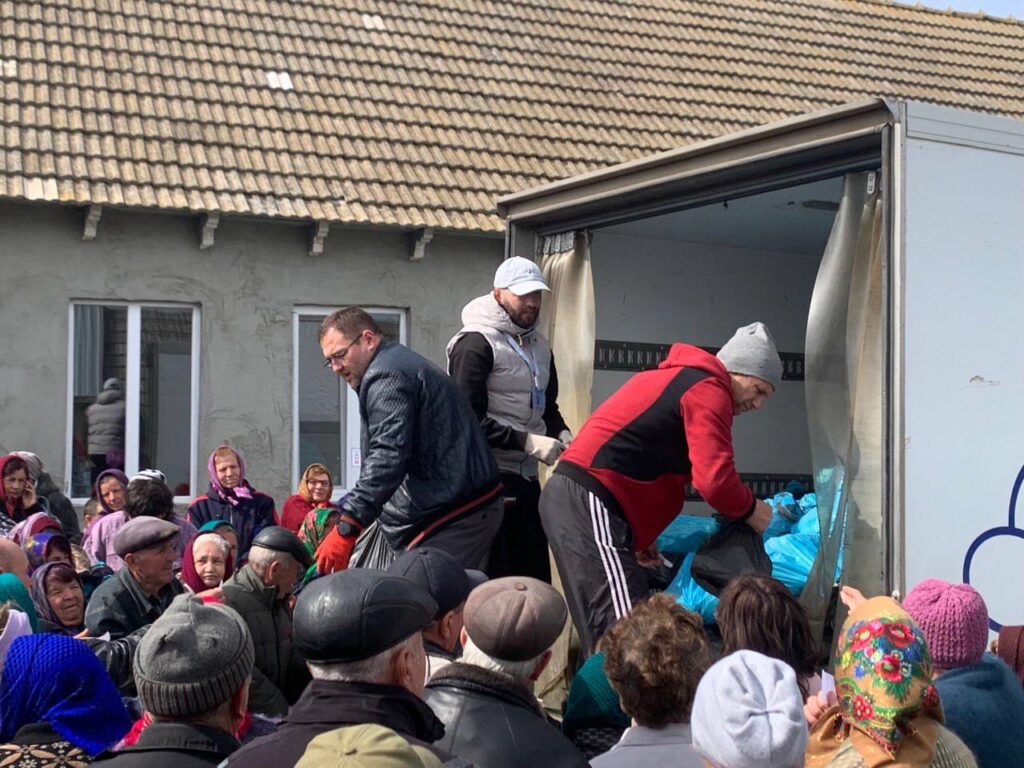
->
[246,545,294,579]
[460,634,544,681]
[191,533,229,558]
[308,633,420,685]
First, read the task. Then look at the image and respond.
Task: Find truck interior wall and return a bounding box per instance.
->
[589,229,827,513]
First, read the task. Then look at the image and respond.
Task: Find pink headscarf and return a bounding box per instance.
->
[207,446,253,507]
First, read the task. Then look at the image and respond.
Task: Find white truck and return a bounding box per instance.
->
[497,99,1024,633]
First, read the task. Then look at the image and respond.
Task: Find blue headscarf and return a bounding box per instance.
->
[0,634,131,754]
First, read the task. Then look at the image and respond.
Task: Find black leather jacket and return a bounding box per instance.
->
[425,663,589,768]
[341,341,500,547]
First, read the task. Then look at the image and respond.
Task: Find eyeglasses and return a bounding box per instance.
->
[322,335,361,368]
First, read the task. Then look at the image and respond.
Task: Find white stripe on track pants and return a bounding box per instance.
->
[538,472,650,657]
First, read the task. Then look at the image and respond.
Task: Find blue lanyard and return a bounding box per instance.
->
[504,333,541,388]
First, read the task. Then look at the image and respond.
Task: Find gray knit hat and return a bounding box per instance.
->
[134,593,254,717]
[717,322,783,391]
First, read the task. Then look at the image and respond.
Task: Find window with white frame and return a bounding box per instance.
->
[293,307,407,495]
[67,303,200,501]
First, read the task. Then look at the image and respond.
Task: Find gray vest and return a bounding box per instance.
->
[447,295,552,478]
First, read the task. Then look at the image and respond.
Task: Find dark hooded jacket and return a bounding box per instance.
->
[220,565,308,717]
[225,680,471,768]
[34,472,81,545]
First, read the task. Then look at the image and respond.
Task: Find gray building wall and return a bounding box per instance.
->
[0,200,503,505]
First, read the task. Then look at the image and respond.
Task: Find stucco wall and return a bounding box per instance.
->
[0,200,503,505]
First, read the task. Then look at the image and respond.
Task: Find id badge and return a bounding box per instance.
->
[532,385,546,409]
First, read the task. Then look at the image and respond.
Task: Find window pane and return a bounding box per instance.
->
[71,305,127,498]
[370,311,401,343]
[298,316,342,483]
[140,308,193,496]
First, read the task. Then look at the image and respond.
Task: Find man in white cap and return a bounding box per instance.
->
[446,257,572,582]
[539,322,782,655]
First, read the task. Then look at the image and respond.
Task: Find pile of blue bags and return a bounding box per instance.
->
[661,490,838,624]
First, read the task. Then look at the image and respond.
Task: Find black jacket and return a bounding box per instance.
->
[92,722,240,767]
[35,471,82,545]
[226,679,471,768]
[84,566,184,639]
[425,663,589,768]
[221,565,309,717]
[340,341,500,548]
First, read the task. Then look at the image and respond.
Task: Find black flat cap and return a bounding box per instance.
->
[251,526,312,569]
[294,570,437,663]
[387,547,471,618]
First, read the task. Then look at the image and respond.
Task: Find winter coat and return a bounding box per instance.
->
[186,486,275,563]
[225,680,470,768]
[85,381,126,455]
[556,343,754,550]
[92,722,240,768]
[447,294,568,479]
[83,566,183,640]
[823,723,977,768]
[279,494,336,534]
[933,654,1024,768]
[341,340,500,549]
[589,723,704,768]
[34,472,81,545]
[425,662,589,768]
[0,722,92,767]
[220,565,308,718]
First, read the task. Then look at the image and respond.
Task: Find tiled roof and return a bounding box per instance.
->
[2,0,1024,233]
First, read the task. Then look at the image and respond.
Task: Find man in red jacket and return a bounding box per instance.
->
[539,322,782,655]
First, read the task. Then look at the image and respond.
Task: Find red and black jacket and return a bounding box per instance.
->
[555,344,754,550]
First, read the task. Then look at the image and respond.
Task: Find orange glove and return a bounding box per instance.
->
[315,516,362,573]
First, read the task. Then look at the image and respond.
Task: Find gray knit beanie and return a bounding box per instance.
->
[134,593,254,717]
[717,322,783,391]
[691,651,807,768]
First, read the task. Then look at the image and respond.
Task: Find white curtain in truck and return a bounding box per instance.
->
[534,230,596,707]
[802,171,884,639]
[537,231,596,435]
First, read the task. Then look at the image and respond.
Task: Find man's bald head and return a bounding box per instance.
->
[0,539,30,589]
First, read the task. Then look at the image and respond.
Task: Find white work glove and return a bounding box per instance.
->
[524,433,567,465]
[558,429,574,445]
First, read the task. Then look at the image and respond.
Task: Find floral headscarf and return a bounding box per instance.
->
[23,531,72,575]
[298,507,340,560]
[298,463,333,504]
[8,511,62,545]
[806,596,943,768]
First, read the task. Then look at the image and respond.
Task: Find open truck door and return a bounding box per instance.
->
[497,99,1024,638]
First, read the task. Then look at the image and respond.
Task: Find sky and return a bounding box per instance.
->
[915,0,1024,17]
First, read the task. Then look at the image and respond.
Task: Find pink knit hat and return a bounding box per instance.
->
[902,578,988,669]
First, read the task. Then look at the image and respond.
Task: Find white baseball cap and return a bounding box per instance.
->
[493,257,550,296]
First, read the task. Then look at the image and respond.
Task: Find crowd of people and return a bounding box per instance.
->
[0,257,1022,766]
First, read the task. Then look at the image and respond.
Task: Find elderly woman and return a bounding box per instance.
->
[81,469,130,570]
[23,531,73,576]
[198,519,240,565]
[280,463,337,533]
[0,634,132,764]
[804,590,977,768]
[179,532,235,593]
[30,562,85,635]
[186,445,276,563]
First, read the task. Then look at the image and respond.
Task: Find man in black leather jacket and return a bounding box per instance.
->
[425,576,588,768]
[315,307,502,573]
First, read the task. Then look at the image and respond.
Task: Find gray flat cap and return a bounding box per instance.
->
[113,517,180,557]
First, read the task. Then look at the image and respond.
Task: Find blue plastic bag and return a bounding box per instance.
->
[656,514,720,558]
[667,553,720,624]
[763,491,803,540]
[765,533,821,596]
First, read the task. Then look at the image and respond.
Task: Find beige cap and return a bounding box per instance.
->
[464,576,567,661]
